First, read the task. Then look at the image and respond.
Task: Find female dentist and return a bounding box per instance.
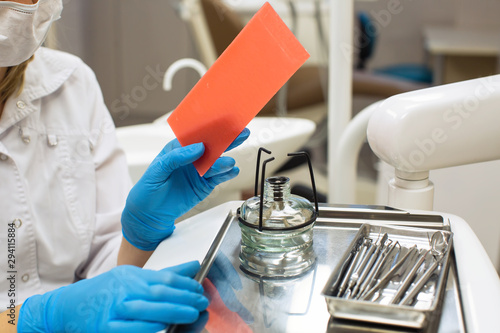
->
[0,0,249,331]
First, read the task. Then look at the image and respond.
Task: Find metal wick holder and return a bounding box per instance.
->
[237,147,319,278]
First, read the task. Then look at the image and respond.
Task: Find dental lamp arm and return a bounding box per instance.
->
[367,75,500,173]
[367,75,500,209]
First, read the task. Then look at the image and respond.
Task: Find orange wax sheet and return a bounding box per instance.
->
[167,2,310,176]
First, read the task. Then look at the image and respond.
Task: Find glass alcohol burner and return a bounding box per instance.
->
[239,176,316,278]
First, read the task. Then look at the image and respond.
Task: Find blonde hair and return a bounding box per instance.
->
[0,56,33,106]
[45,24,58,50]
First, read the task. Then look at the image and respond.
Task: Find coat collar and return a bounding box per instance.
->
[22,47,80,102]
[0,47,80,134]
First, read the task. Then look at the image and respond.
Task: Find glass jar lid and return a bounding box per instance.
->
[239,176,316,231]
[237,148,319,231]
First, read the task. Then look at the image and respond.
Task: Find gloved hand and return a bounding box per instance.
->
[18,261,208,333]
[122,128,250,251]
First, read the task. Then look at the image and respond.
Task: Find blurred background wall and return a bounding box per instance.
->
[53,0,500,127]
[54,0,200,127]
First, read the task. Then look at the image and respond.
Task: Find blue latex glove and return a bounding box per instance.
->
[207,252,254,323]
[18,261,208,333]
[122,128,250,251]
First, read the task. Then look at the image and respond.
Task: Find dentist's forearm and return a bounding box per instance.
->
[117,237,154,267]
[0,304,20,332]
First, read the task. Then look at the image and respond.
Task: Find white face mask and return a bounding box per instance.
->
[0,0,63,67]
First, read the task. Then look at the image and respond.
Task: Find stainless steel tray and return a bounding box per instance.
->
[322,224,453,329]
[172,204,465,333]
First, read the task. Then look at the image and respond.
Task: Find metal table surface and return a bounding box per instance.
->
[151,204,465,333]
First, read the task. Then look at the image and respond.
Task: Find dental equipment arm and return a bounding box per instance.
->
[367,74,500,210]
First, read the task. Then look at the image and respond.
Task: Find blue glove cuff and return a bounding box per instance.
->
[121,209,176,251]
[18,288,63,333]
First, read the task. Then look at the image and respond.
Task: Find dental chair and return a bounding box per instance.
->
[194,0,428,166]
[180,0,427,120]
[199,0,326,120]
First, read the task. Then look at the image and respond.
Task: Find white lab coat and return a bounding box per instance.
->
[0,47,132,307]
